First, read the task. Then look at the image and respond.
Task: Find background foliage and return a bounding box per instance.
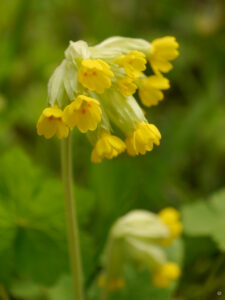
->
[0,0,225,299]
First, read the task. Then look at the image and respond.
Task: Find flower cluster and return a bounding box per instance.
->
[37,36,179,162]
[99,208,182,291]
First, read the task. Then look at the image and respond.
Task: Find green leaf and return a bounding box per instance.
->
[182,189,225,251]
[181,201,216,236]
[0,147,96,285]
[47,275,74,300]
[0,147,69,284]
[11,278,42,300]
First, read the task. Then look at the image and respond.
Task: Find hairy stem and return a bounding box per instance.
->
[61,133,84,300]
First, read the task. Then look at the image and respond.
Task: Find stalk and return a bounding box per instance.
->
[61,133,84,300]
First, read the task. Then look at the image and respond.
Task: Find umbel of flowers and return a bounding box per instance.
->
[37,36,179,162]
[98,208,182,291]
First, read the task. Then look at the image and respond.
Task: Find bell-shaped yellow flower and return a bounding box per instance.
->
[152,262,181,288]
[63,95,102,133]
[91,131,126,163]
[139,75,170,107]
[78,59,114,93]
[117,77,137,97]
[158,207,183,246]
[149,36,179,73]
[126,122,161,156]
[115,50,147,78]
[37,107,69,139]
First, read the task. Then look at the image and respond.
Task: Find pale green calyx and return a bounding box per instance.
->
[65,40,91,65]
[95,36,152,55]
[111,210,169,239]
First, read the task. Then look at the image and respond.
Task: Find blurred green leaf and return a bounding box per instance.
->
[182,189,225,251]
[0,147,68,284]
[0,147,96,285]
[47,275,74,300]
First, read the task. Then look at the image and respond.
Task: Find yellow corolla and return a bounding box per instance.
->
[63,95,102,133]
[126,122,161,156]
[78,59,114,93]
[115,50,147,79]
[37,107,69,139]
[152,262,181,288]
[91,131,126,163]
[117,77,137,97]
[139,75,170,107]
[149,36,179,73]
[158,207,183,246]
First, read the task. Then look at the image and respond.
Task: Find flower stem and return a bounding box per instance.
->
[61,133,84,300]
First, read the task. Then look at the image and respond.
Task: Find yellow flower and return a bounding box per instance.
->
[37,107,69,139]
[158,207,183,246]
[126,122,161,156]
[63,95,102,133]
[152,262,181,288]
[78,59,114,93]
[115,50,147,78]
[117,77,137,97]
[158,207,180,224]
[149,36,179,73]
[139,75,170,107]
[91,132,126,163]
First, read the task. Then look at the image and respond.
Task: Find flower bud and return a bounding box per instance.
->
[99,209,182,290]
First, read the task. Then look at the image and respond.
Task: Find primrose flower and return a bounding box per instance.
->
[37,36,179,162]
[158,207,183,246]
[37,107,69,139]
[115,50,147,78]
[152,262,181,288]
[116,77,137,97]
[126,122,161,156]
[91,131,126,163]
[99,209,182,291]
[78,59,114,93]
[149,36,179,74]
[63,95,102,133]
[139,75,170,107]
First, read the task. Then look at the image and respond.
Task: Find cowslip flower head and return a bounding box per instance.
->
[91,131,126,163]
[63,95,102,133]
[152,262,181,288]
[99,209,181,291]
[37,36,179,162]
[158,207,183,246]
[149,36,179,74]
[37,107,69,139]
[126,122,161,156]
[139,75,170,107]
